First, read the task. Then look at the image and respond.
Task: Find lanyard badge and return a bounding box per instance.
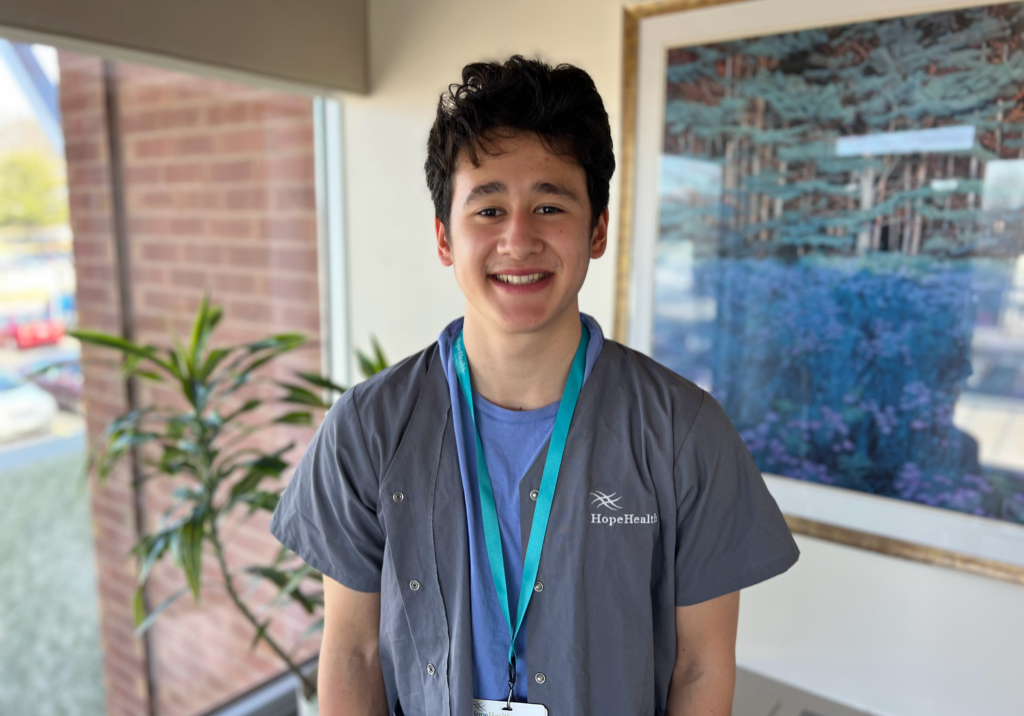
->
[453,321,590,709]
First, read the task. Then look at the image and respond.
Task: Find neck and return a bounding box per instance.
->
[461,305,583,411]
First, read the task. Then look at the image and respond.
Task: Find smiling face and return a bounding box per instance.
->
[435,132,608,336]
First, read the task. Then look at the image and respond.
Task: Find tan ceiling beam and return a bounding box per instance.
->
[0,0,367,94]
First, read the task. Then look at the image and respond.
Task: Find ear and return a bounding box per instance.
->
[589,208,609,259]
[435,217,453,267]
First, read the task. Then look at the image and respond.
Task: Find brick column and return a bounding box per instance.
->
[60,51,153,716]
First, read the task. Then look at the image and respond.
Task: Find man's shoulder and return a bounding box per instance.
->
[593,339,714,451]
[597,339,706,407]
[319,342,447,474]
[343,342,444,423]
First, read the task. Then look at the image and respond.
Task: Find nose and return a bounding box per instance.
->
[497,207,542,260]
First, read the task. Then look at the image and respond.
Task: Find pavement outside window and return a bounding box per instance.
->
[0,418,106,715]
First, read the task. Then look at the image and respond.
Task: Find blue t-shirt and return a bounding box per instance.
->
[438,315,604,701]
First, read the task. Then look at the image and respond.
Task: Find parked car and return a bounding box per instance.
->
[3,317,65,350]
[20,353,83,413]
[0,368,58,443]
[6,319,65,352]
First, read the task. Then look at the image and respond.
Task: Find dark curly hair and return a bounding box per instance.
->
[425,55,615,230]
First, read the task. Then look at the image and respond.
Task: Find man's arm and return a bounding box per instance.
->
[665,590,740,716]
[319,576,389,716]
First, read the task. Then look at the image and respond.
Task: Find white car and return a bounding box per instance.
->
[0,368,58,443]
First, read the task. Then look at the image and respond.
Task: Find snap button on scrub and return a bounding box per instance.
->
[529,489,538,501]
[535,672,546,684]
[533,581,543,592]
[426,663,435,675]
[409,580,420,591]
[392,492,404,502]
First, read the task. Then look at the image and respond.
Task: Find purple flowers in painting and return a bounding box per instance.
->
[654,257,1024,524]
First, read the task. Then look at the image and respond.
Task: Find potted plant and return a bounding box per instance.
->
[70,295,388,714]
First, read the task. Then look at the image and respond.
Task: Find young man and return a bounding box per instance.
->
[271,56,799,716]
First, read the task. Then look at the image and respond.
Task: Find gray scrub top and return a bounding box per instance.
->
[270,339,800,716]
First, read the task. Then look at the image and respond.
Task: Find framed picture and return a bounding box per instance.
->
[617,0,1024,583]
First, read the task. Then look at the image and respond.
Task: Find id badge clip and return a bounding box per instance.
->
[473,657,548,715]
[473,700,548,715]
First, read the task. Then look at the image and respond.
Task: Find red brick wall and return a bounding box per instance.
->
[60,53,323,716]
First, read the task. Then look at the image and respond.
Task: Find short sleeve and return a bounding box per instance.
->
[269,387,385,592]
[673,391,799,606]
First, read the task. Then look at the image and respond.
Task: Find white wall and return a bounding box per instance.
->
[741,535,1024,716]
[343,2,1024,715]
[344,0,624,361]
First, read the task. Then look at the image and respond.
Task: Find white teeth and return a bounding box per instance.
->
[495,273,549,285]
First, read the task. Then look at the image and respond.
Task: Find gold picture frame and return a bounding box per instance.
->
[614,0,1024,585]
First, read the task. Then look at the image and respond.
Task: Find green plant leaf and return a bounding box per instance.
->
[218,334,306,381]
[241,491,280,514]
[239,350,292,379]
[301,616,325,640]
[273,411,313,426]
[245,333,307,353]
[356,352,375,381]
[168,348,186,384]
[134,586,189,635]
[228,448,291,505]
[188,292,213,371]
[165,416,186,439]
[245,566,288,587]
[180,513,205,600]
[168,524,181,565]
[356,337,390,379]
[69,329,177,376]
[249,451,289,477]
[159,445,190,475]
[94,424,159,481]
[373,338,388,372]
[171,485,204,502]
[250,620,270,650]
[108,430,159,455]
[275,382,329,408]
[294,371,347,395]
[172,328,192,378]
[133,587,146,627]
[134,531,170,586]
[222,399,261,424]
[270,545,291,568]
[244,566,317,613]
[279,564,319,611]
[200,347,232,380]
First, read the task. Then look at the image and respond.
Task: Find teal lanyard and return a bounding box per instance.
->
[452,321,590,698]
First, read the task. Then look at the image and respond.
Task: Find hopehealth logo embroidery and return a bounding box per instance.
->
[588,489,658,526]
[590,491,624,510]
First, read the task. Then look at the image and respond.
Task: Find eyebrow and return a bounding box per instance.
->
[463,181,507,206]
[462,180,584,207]
[531,181,582,205]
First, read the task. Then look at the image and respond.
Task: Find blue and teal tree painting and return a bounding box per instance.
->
[655,4,1024,524]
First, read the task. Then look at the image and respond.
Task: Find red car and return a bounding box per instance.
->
[3,318,65,350]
